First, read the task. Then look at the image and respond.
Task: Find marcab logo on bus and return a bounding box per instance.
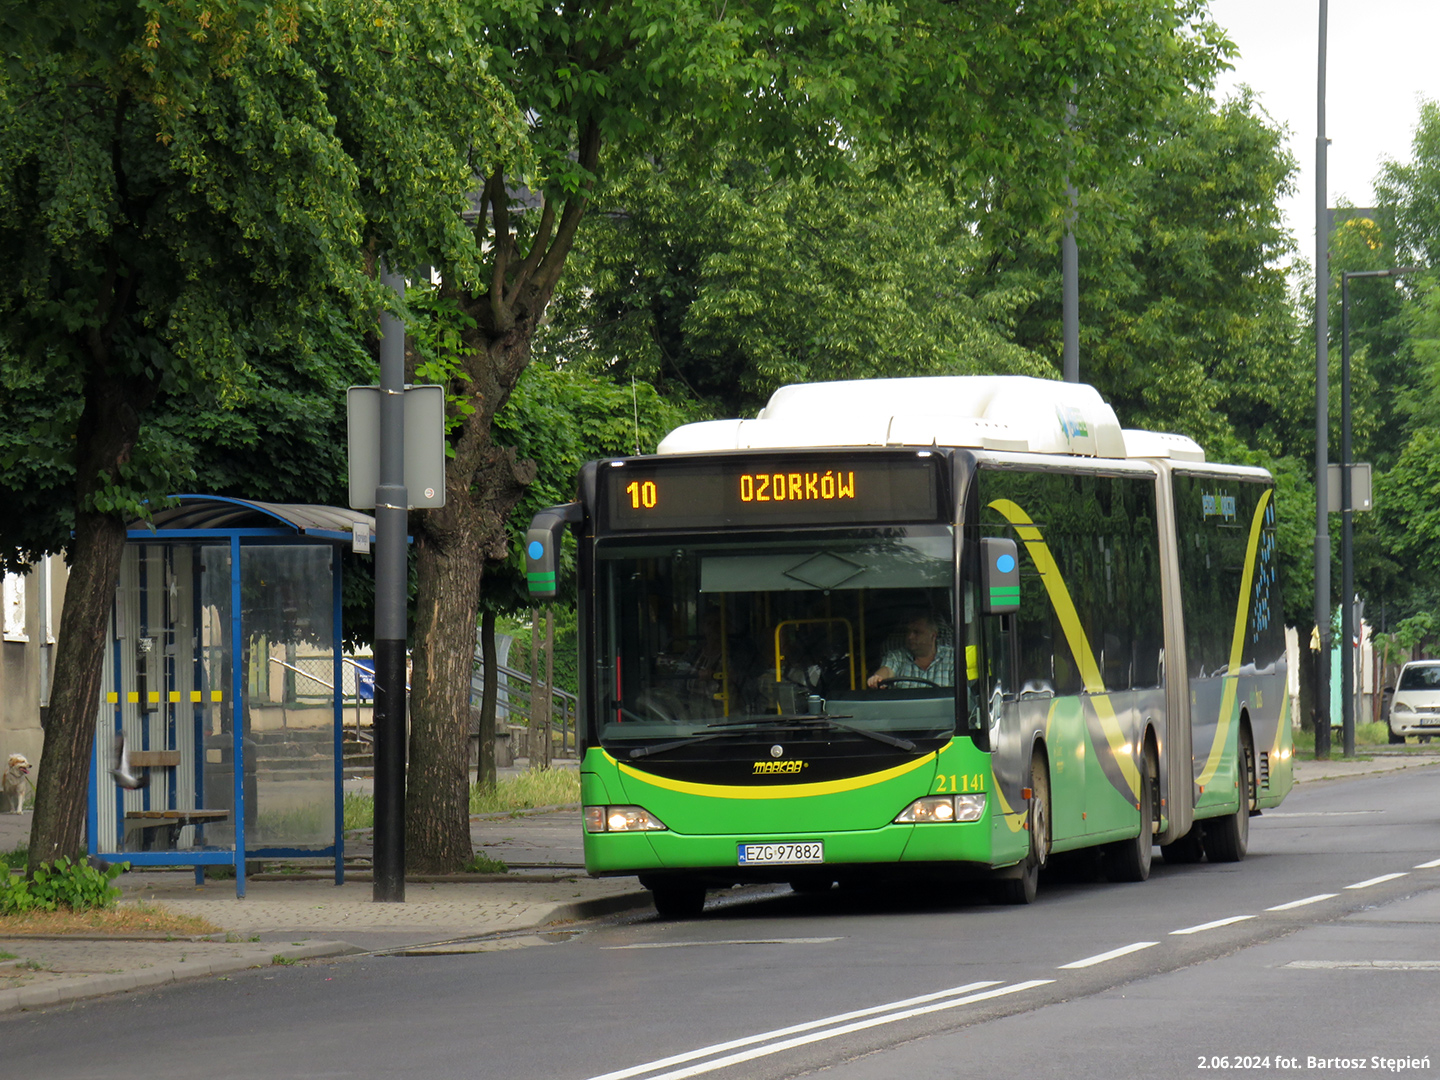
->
[753,760,807,775]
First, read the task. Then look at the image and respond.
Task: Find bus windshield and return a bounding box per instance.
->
[595,526,958,750]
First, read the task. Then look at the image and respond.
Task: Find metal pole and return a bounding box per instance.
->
[1062,101,1080,384]
[373,264,408,903]
[1314,0,1332,759]
[1341,273,1354,758]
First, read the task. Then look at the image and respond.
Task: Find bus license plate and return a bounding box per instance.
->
[737,842,824,865]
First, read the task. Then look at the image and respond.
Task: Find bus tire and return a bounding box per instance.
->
[1161,825,1206,864]
[651,881,707,919]
[995,754,1049,905]
[1106,741,1156,883]
[1203,728,1252,863]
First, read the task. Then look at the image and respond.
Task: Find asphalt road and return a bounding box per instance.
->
[6,766,1440,1080]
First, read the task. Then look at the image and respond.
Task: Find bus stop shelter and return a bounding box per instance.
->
[88,497,373,897]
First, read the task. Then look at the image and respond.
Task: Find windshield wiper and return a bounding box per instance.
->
[628,713,914,759]
[785,716,916,752]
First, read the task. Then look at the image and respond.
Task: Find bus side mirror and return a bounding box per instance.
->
[525,502,583,600]
[981,538,1020,615]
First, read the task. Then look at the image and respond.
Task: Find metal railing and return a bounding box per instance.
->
[267,653,579,758]
[471,652,578,758]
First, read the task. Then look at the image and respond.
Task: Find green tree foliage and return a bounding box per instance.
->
[0,0,525,869]
[1347,101,1440,634]
[540,147,1050,418]
[400,0,1229,870]
[978,89,1301,454]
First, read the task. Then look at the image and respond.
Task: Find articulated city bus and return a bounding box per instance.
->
[526,376,1292,916]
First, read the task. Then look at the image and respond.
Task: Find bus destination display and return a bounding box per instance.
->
[605,456,941,529]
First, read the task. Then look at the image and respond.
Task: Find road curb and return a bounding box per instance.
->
[0,939,359,1014]
[539,889,654,925]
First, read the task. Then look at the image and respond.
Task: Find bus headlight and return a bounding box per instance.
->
[895,794,986,824]
[585,805,668,833]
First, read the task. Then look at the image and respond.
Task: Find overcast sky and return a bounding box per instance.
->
[1205,0,1440,255]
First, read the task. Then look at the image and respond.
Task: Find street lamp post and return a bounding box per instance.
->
[1314,0,1331,759]
[1339,266,1419,757]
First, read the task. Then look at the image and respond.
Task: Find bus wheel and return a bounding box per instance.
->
[651,881,707,919]
[995,755,1049,905]
[1161,825,1206,864]
[1203,729,1252,863]
[1106,742,1156,883]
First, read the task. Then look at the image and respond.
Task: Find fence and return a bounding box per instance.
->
[470,648,578,759]
[268,651,578,762]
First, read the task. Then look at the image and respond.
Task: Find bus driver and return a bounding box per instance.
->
[867,612,955,688]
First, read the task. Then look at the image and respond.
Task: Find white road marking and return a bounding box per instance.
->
[1286,960,1440,971]
[1264,810,1384,817]
[602,938,842,950]
[1415,857,1440,869]
[1171,915,1255,935]
[588,981,1055,1080]
[1345,873,1408,889]
[1059,942,1159,969]
[580,981,1002,1080]
[1266,894,1337,911]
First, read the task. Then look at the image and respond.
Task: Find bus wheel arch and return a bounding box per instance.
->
[1202,715,1253,863]
[993,744,1050,905]
[1104,729,1157,883]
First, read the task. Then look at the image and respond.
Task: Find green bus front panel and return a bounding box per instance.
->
[580,737,1030,876]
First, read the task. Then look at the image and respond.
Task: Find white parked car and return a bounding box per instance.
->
[1388,660,1440,740]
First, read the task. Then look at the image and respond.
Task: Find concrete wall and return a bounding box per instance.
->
[1,557,67,778]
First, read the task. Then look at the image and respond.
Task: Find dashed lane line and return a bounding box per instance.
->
[1059,942,1159,969]
[1266,894,1338,911]
[1171,915,1255,935]
[1345,873,1409,890]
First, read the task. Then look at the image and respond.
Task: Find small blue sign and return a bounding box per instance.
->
[354,662,375,701]
[528,540,545,560]
[996,553,1016,574]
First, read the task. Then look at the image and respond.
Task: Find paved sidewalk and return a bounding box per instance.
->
[3,747,1439,1015]
[1,806,650,1014]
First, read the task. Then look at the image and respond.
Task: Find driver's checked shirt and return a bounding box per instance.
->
[878,644,956,687]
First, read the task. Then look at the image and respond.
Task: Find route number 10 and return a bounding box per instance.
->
[626,480,658,510]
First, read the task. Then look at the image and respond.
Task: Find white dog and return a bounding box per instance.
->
[2,753,31,813]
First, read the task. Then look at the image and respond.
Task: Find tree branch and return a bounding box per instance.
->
[486,169,512,330]
[505,196,556,304]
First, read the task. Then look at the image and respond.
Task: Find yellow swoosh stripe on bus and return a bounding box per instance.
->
[1196,488,1273,788]
[611,749,938,800]
[987,498,1140,800]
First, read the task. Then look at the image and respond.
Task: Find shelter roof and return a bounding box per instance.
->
[128,496,375,541]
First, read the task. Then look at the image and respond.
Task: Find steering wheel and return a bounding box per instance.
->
[877,676,941,689]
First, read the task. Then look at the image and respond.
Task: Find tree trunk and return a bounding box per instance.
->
[539,605,555,769]
[1297,634,1316,737]
[27,368,152,873]
[477,608,497,790]
[405,443,535,873]
[406,497,486,873]
[26,510,128,870]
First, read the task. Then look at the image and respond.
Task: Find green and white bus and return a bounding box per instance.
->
[526,376,1292,916]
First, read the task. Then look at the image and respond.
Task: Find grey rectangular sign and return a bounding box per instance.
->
[1326,462,1372,513]
[347,385,447,510]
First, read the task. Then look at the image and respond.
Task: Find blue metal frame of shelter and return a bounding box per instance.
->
[88,497,371,898]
